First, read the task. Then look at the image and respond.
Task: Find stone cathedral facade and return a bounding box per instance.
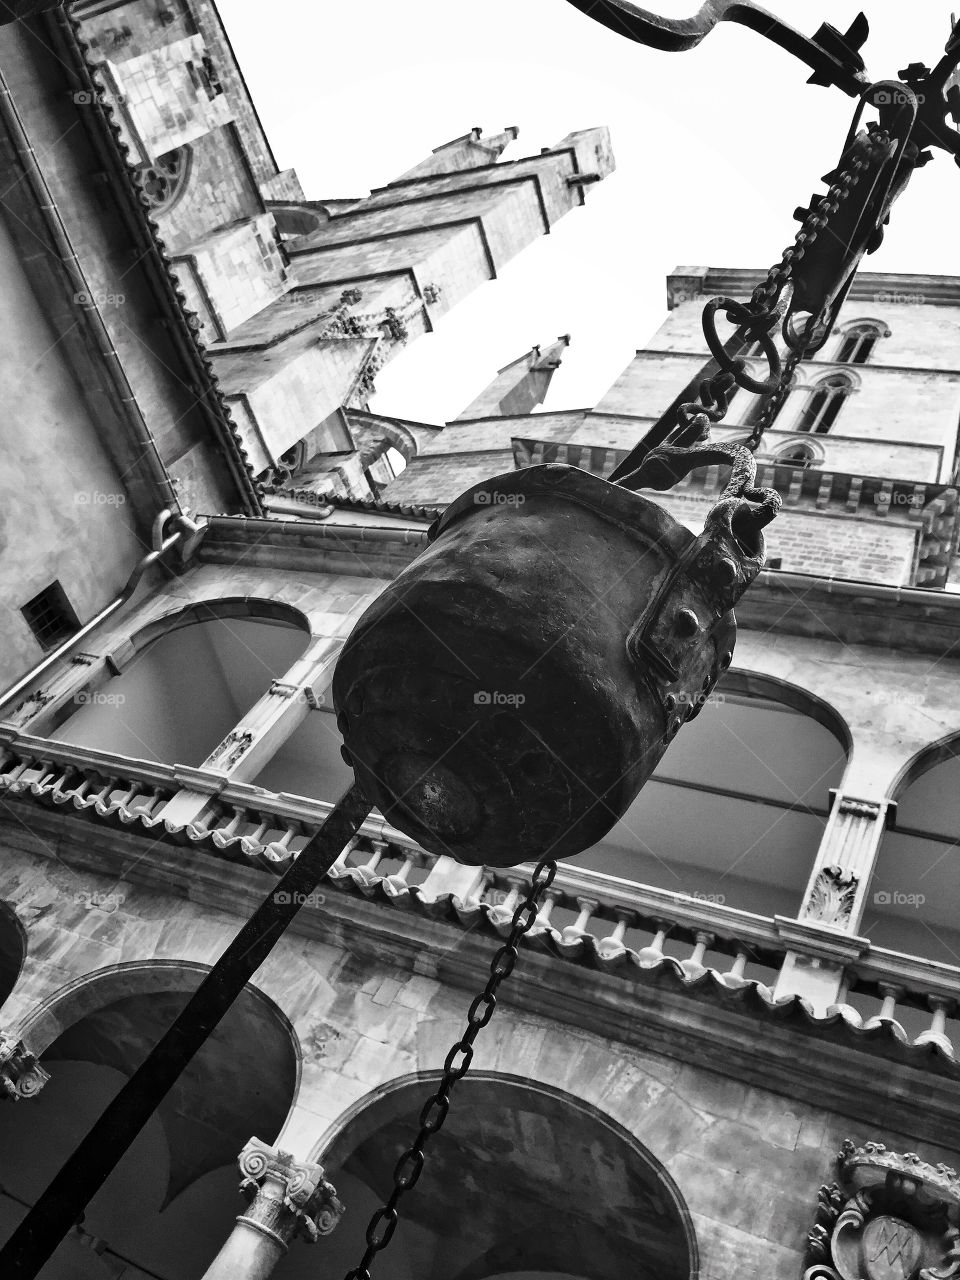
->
[0,2,959,1280]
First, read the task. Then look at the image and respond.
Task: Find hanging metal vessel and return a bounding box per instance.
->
[333,461,767,868]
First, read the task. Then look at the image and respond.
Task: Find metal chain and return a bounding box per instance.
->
[343,856,558,1280]
[677,126,892,455]
[739,348,803,451]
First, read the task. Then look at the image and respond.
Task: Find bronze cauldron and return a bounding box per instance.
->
[332,463,765,867]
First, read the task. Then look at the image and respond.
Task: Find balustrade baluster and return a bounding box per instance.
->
[239,816,272,854]
[596,909,634,960]
[862,982,905,1032]
[262,824,299,869]
[637,921,670,967]
[93,776,118,809]
[718,948,752,990]
[138,786,166,817]
[49,766,77,799]
[207,805,242,841]
[327,835,358,878]
[679,931,715,981]
[914,995,956,1053]
[536,888,563,929]
[4,757,35,792]
[28,761,56,793]
[560,896,598,945]
[353,839,387,886]
[382,850,421,895]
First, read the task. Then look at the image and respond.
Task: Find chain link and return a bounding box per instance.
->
[678,127,892,456]
[343,857,558,1280]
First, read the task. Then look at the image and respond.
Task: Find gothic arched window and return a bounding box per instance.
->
[776,440,818,468]
[795,374,854,435]
[834,320,887,365]
[136,145,192,215]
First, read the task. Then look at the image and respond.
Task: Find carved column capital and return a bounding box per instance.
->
[236,1138,343,1250]
[0,1033,49,1100]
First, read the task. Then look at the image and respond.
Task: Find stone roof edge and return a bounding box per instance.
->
[670,265,960,309]
[55,8,265,516]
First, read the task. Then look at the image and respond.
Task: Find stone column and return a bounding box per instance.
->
[159,638,342,827]
[774,791,891,1011]
[0,1032,49,1100]
[201,1138,343,1280]
[0,651,101,741]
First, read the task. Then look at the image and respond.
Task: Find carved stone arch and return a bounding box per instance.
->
[716,667,853,760]
[771,436,824,468]
[0,900,27,1012]
[837,315,891,336]
[868,729,960,965]
[313,1069,699,1280]
[127,594,313,654]
[16,960,301,1197]
[887,726,960,801]
[350,415,421,469]
[48,596,313,763]
[809,367,862,394]
[0,960,301,1266]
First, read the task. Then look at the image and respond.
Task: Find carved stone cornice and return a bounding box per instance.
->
[0,1033,49,1100]
[774,917,871,965]
[236,1138,343,1249]
[206,730,254,771]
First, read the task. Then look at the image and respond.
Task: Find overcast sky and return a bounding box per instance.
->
[221,1,960,425]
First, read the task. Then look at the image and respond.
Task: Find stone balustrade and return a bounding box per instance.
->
[1,735,957,1062]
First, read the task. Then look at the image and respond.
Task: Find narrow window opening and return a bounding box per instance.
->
[796,376,852,435]
[835,323,885,365]
[21,582,81,651]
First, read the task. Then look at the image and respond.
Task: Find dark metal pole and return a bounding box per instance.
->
[0,781,371,1279]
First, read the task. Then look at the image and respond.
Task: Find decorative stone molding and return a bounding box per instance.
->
[268,681,299,699]
[804,1139,960,1279]
[207,730,254,770]
[799,794,892,934]
[0,1033,50,1100]
[236,1138,343,1248]
[804,865,859,927]
[5,691,53,729]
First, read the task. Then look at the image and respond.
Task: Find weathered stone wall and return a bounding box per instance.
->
[157,125,263,253]
[0,211,142,686]
[0,840,955,1280]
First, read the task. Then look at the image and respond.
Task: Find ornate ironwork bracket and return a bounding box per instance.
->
[561,0,870,94]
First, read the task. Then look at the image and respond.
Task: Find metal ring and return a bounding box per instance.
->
[702,297,782,394]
